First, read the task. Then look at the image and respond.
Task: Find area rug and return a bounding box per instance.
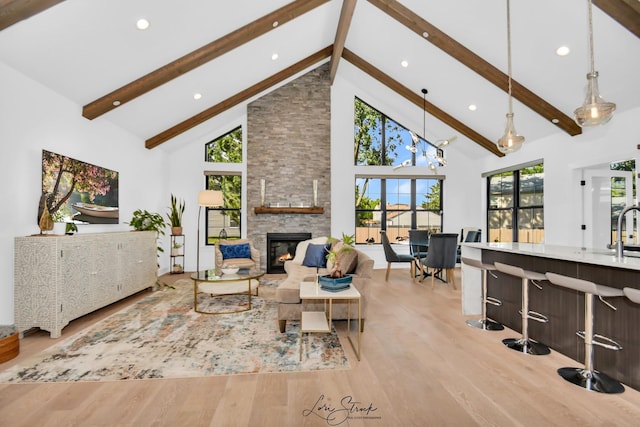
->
[0,279,349,383]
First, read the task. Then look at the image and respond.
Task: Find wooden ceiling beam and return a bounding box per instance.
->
[593,0,640,39]
[0,0,65,31]
[146,46,333,149]
[342,48,504,157]
[367,0,582,137]
[83,0,330,120]
[330,0,358,84]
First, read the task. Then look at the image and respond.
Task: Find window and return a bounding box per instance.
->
[487,163,544,243]
[354,98,440,168]
[354,98,443,244]
[205,174,241,244]
[355,177,442,244]
[204,127,243,244]
[205,127,242,163]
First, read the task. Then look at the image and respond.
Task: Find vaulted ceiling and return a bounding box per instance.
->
[1,0,638,157]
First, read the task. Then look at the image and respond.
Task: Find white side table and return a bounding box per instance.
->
[299,281,362,361]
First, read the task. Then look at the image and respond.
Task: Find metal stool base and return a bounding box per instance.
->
[558,367,624,394]
[502,338,550,355]
[466,318,504,331]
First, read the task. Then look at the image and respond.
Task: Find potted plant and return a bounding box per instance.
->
[65,222,78,235]
[167,194,185,236]
[127,209,166,255]
[171,240,183,256]
[172,263,183,273]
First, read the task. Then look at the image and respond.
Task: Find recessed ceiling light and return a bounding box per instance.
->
[468,104,477,111]
[401,60,409,68]
[422,31,429,38]
[136,18,150,30]
[113,100,121,106]
[273,21,279,28]
[556,46,570,56]
[193,93,202,100]
[551,118,559,123]
[272,53,279,61]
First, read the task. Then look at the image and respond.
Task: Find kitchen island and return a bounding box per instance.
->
[461,242,640,391]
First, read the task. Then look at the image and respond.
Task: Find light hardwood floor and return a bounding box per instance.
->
[2,268,640,426]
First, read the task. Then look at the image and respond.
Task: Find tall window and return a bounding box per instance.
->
[354,97,440,168]
[487,163,544,243]
[205,127,242,163]
[204,127,243,244]
[355,178,442,244]
[354,98,443,243]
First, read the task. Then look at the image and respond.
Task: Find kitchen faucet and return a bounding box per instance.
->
[614,204,640,258]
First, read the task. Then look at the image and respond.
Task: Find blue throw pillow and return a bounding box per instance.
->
[220,243,251,259]
[302,243,330,268]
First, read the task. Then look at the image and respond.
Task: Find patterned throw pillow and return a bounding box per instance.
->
[329,241,359,274]
[220,243,251,259]
[302,243,330,268]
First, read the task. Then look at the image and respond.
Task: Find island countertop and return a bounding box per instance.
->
[464,242,640,271]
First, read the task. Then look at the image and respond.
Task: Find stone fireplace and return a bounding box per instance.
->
[246,63,331,269]
[266,232,312,274]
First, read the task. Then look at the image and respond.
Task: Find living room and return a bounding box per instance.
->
[1,0,640,424]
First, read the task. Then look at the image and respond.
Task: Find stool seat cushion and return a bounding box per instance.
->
[461,257,496,271]
[494,262,546,281]
[546,272,624,297]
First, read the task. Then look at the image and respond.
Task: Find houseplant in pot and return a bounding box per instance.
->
[167,194,185,236]
[320,233,356,291]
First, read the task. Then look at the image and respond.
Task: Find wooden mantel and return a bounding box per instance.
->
[254,206,324,215]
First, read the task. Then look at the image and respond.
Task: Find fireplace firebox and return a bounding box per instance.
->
[266,232,312,274]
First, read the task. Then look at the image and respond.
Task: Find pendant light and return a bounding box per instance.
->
[496,0,524,154]
[573,0,616,127]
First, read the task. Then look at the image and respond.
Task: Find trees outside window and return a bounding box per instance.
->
[354,97,443,244]
[204,127,243,244]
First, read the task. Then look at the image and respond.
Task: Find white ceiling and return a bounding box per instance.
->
[0,0,638,155]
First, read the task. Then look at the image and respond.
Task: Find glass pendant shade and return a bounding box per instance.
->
[497,113,524,154]
[574,71,616,127]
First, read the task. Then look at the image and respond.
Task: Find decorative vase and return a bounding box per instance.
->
[38,206,54,234]
[313,179,318,206]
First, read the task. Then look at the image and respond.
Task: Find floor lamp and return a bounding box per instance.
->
[197,190,223,276]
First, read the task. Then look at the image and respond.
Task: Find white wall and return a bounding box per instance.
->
[477,106,640,247]
[0,63,167,325]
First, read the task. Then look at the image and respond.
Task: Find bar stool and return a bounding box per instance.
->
[461,257,504,331]
[546,273,624,394]
[623,287,640,305]
[494,262,550,355]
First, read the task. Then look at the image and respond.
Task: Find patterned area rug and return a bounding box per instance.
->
[0,279,349,383]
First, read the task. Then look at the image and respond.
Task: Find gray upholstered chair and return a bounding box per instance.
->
[380,230,414,281]
[419,233,458,288]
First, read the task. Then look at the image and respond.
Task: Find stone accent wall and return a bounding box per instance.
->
[247,63,331,268]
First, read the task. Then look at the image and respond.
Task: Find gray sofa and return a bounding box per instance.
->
[276,236,374,333]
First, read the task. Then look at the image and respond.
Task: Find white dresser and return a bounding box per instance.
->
[14,231,157,338]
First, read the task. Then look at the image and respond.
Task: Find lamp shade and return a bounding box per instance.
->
[198,190,223,207]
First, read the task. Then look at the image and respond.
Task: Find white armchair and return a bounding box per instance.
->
[214,239,260,271]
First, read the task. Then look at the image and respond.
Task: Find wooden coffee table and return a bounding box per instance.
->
[191,269,264,315]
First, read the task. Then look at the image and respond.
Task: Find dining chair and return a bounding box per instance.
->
[419,233,459,288]
[408,229,430,278]
[380,230,415,281]
[456,229,481,263]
